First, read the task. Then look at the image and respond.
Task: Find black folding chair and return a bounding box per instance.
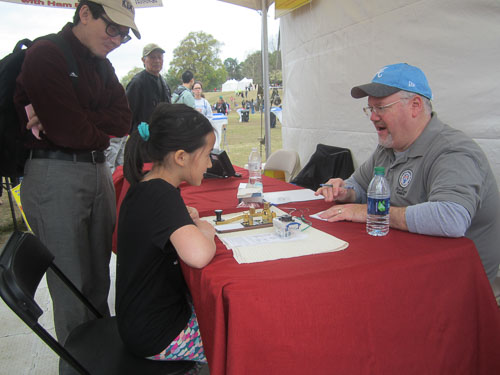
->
[0,231,194,375]
[291,144,355,191]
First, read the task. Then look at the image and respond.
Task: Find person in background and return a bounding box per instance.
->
[171,70,195,108]
[105,43,171,174]
[192,81,213,121]
[316,63,500,290]
[126,43,171,131]
[117,104,216,369]
[14,0,140,345]
[214,96,227,114]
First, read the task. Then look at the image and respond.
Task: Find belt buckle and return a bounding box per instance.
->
[90,150,98,164]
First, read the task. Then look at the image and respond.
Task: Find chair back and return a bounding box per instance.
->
[291,144,354,191]
[263,149,301,182]
[0,231,53,325]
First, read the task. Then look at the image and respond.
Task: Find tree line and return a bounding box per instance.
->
[120,31,282,91]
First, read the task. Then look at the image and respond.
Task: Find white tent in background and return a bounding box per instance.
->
[237,77,253,91]
[221,79,239,92]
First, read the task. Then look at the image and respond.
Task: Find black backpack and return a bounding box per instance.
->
[0,34,78,178]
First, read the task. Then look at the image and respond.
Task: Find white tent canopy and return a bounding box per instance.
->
[280,0,500,184]
[218,0,273,11]
[237,77,253,91]
[221,79,239,92]
[221,78,254,92]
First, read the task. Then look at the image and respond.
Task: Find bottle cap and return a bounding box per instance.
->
[374,166,385,175]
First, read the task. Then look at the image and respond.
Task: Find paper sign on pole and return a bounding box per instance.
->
[275,0,311,18]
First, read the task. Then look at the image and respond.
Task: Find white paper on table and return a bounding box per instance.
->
[263,189,324,205]
[201,207,349,264]
[222,232,307,249]
[214,223,245,233]
[230,227,348,264]
[310,211,328,221]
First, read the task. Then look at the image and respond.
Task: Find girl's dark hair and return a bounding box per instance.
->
[73,0,105,24]
[193,81,203,89]
[123,104,214,185]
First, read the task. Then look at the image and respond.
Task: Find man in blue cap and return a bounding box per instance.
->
[317,63,500,290]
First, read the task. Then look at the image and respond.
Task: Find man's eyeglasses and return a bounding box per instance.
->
[99,16,131,44]
[363,99,402,118]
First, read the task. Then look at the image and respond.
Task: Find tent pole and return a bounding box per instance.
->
[261,0,271,159]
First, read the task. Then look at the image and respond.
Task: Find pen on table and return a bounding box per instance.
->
[320,184,354,189]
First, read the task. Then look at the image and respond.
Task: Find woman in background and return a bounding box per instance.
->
[192,81,213,121]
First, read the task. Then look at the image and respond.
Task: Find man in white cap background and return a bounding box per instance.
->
[126,43,171,133]
[14,0,141,348]
[316,63,500,292]
[105,43,171,173]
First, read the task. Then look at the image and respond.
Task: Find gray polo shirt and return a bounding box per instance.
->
[352,113,500,281]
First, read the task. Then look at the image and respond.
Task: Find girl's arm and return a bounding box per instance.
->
[171,220,216,269]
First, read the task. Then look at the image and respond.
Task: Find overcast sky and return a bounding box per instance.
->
[0,0,280,79]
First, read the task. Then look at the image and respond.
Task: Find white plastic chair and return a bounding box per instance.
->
[263,149,301,182]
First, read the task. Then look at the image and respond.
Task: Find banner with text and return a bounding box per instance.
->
[0,0,162,9]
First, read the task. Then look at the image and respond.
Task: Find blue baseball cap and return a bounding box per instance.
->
[351,63,432,100]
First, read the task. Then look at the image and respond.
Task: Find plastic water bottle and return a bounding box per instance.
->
[366,166,390,236]
[248,147,262,186]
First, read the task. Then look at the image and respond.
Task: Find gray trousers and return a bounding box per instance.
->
[21,157,115,344]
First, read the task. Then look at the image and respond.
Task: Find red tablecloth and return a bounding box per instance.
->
[113,166,500,375]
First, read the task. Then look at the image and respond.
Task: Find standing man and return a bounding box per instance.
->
[14,0,140,345]
[126,42,171,132]
[316,63,500,289]
[171,70,195,108]
[104,43,171,173]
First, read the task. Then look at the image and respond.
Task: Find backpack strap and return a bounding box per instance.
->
[172,86,187,104]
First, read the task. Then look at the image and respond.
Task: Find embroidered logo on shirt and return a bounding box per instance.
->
[399,169,413,188]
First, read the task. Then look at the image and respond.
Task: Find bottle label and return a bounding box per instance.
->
[367,197,390,215]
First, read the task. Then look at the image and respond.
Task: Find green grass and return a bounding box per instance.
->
[203,89,283,167]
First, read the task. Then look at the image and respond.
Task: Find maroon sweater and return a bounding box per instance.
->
[14,23,131,152]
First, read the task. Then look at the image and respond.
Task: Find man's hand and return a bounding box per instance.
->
[319,204,408,231]
[319,204,367,223]
[25,104,43,139]
[315,178,355,203]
